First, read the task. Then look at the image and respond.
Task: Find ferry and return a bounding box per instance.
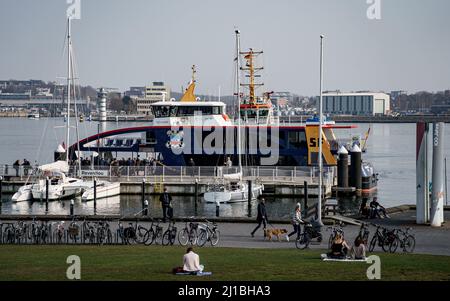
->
[70,38,356,168]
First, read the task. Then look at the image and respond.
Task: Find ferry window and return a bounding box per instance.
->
[212,106,220,114]
[170,106,178,117]
[146,131,157,144]
[153,106,170,117]
[259,109,269,117]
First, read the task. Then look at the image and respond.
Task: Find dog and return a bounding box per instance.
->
[264,228,288,242]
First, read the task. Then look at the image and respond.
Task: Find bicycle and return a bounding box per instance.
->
[390,228,415,253]
[52,221,66,244]
[96,219,113,245]
[162,220,177,246]
[123,218,149,245]
[327,222,345,249]
[369,224,387,252]
[2,222,16,244]
[356,223,370,246]
[67,218,80,244]
[178,218,198,246]
[144,219,164,245]
[196,220,220,247]
[82,219,96,244]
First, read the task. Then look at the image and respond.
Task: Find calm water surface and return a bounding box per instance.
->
[1,118,450,215]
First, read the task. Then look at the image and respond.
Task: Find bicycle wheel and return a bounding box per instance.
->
[143,228,154,246]
[189,229,198,245]
[295,232,310,250]
[389,237,399,253]
[169,228,177,245]
[106,229,113,245]
[404,235,415,253]
[369,236,377,252]
[210,230,220,246]
[381,237,391,253]
[178,228,190,246]
[154,228,164,245]
[197,229,208,247]
[162,230,171,246]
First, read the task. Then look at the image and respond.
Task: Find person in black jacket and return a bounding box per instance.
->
[159,187,173,222]
[251,197,268,237]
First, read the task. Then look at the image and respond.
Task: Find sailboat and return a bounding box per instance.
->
[203,29,264,204]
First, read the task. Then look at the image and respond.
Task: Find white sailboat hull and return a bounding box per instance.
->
[82,182,121,201]
[204,183,263,204]
[11,185,33,202]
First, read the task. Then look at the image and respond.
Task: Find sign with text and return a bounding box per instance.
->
[80,170,109,177]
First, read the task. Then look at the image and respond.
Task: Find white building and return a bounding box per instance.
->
[322,92,390,116]
[137,82,171,115]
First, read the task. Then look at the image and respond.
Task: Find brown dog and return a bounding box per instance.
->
[264,228,288,242]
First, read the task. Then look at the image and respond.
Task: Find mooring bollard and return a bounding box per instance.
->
[141,178,146,211]
[144,199,149,216]
[70,199,74,216]
[216,200,220,217]
[45,176,49,212]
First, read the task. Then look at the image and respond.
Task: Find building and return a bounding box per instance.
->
[322,92,390,116]
[390,90,407,101]
[137,82,171,115]
[124,86,145,98]
[0,91,31,100]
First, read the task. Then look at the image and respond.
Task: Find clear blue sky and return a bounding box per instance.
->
[0,0,449,96]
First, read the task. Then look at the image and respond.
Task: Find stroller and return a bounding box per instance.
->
[302,219,323,242]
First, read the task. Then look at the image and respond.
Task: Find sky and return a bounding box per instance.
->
[0,0,449,96]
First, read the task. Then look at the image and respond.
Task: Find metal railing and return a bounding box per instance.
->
[0,164,336,185]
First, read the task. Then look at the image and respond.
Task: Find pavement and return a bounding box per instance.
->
[1,210,449,256]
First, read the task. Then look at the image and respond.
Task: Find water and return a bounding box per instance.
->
[0,195,304,220]
[1,118,450,215]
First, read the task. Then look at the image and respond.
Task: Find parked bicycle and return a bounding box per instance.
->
[356,223,370,246]
[389,228,415,253]
[52,221,66,244]
[144,218,164,245]
[96,219,113,245]
[196,219,220,247]
[123,219,148,245]
[368,224,389,252]
[162,220,177,246]
[178,218,198,246]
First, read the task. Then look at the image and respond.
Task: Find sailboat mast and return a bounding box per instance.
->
[235,29,242,174]
[66,18,71,163]
[318,34,325,225]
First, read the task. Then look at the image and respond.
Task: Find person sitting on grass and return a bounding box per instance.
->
[350,237,366,260]
[183,247,204,274]
[327,234,350,259]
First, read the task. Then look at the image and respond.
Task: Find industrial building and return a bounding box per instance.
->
[322,92,390,116]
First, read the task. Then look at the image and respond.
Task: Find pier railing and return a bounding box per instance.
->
[0,164,335,185]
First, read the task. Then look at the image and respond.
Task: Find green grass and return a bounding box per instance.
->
[0,245,449,281]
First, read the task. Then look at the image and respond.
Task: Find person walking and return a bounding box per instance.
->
[159,187,173,222]
[287,203,303,242]
[251,197,268,237]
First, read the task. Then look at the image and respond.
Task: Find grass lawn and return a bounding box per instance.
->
[0,245,449,281]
